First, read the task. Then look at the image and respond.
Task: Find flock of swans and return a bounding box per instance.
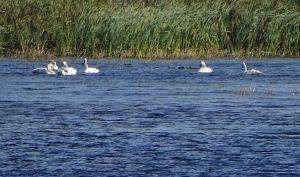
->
[33,58,263,75]
[199,61,262,74]
[33,58,100,75]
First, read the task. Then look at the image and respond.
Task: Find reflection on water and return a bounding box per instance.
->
[0,58,300,176]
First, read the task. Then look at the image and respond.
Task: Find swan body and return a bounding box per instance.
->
[198,61,213,73]
[59,61,77,75]
[83,58,99,74]
[33,60,56,75]
[242,62,262,75]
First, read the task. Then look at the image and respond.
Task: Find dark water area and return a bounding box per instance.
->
[0,58,300,176]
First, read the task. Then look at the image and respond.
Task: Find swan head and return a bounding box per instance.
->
[82,58,88,67]
[50,60,58,70]
[242,62,246,67]
[200,61,206,68]
[83,58,88,63]
[63,61,68,68]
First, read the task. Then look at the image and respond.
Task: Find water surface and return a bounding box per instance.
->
[0,58,300,176]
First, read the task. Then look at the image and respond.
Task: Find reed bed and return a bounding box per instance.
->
[290,87,300,95]
[239,85,257,96]
[0,0,299,58]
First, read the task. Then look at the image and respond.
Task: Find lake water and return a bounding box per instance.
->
[0,58,300,176]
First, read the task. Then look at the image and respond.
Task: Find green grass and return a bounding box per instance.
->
[0,0,299,58]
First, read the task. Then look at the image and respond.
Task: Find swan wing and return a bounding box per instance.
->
[246,69,262,75]
[33,67,55,75]
[46,70,56,75]
[68,67,77,75]
[58,67,68,75]
[53,65,59,71]
[63,68,77,75]
[33,67,47,73]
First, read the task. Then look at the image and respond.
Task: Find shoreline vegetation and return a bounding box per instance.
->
[0,0,299,59]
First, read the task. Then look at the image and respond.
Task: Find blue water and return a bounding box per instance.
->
[0,58,300,176]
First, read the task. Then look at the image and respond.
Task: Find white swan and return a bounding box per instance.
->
[83,58,99,74]
[242,62,262,75]
[33,60,56,75]
[50,59,59,71]
[198,61,213,73]
[59,61,77,75]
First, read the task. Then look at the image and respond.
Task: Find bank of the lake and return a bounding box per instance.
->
[1,0,300,58]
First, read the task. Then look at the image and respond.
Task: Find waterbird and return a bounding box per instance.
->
[50,59,59,71]
[59,61,77,75]
[33,60,56,75]
[242,62,262,75]
[83,58,99,74]
[198,61,213,73]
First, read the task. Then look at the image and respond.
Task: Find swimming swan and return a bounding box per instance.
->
[83,58,99,74]
[242,62,262,75]
[50,59,59,71]
[33,60,56,75]
[198,61,213,73]
[59,61,77,75]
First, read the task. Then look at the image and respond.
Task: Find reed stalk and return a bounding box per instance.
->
[0,0,299,58]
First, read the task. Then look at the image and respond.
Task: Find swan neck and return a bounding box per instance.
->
[200,62,206,69]
[84,61,88,69]
[243,63,247,72]
[47,63,54,71]
[64,62,68,68]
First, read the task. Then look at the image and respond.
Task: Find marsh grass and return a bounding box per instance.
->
[0,0,299,58]
[264,86,276,96]
[239,85,257,96]
[290,87,300,95]
[238,85,300,96]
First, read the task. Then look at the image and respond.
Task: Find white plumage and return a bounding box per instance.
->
[59,61,77,75]
[83,58,100,74]
[33,60,56,75]
[198,61,213,73]
[242,62,262,75]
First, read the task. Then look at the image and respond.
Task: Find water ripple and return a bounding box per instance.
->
[0,58,300,176]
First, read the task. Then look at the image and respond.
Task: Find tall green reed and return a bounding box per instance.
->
[0,0,299,58]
